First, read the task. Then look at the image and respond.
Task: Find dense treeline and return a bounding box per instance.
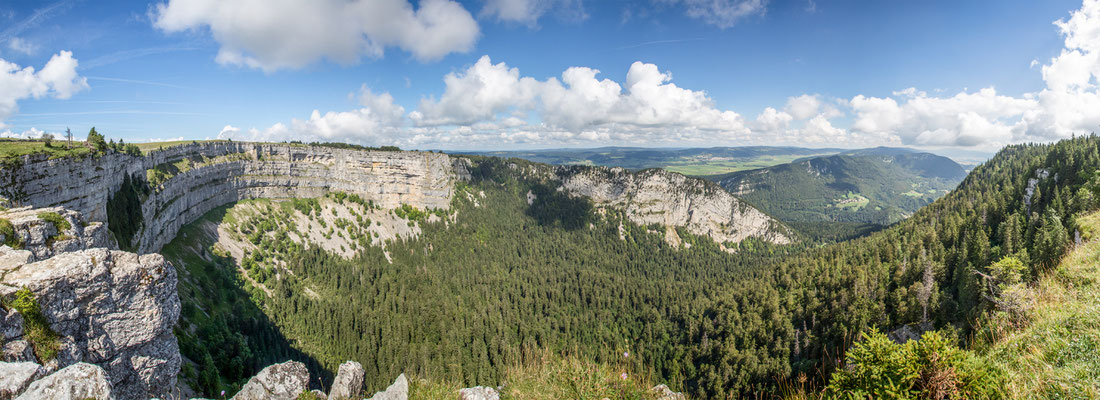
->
[682,136,1098,396]
[176,136,1098,397]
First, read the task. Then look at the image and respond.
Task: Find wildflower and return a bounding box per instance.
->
[620,372,628,380]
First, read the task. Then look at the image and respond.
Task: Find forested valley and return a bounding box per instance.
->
[166,136,1100,398]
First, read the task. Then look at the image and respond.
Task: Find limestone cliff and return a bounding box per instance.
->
[555,166,793,246]
[0,142,457,253]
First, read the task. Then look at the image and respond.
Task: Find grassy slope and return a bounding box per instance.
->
[977,211,1100,398]
[0,139,93,163]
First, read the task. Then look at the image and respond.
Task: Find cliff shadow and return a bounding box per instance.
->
[525,183,593,231]
[165,203,330,397]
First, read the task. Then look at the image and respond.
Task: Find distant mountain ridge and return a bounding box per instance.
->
[708,148,967,226]
[454,146,845,176]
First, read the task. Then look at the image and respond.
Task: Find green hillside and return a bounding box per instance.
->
[708,149,967,228]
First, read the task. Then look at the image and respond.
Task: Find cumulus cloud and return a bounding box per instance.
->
[0,50,89,127]
[784,94,819,120]
[219,86,409,144]
[850,88,1036,147]
[152,0,480,71]
[412,55,748,140]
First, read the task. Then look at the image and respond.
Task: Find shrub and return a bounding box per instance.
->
[826,330,1003,399]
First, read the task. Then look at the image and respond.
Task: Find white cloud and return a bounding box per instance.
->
[845,0,1100,149]
[751,107,792,134]
[850,88,1035,147]
[0,50,89,127]
[784,94,819,120]
[220,86,409,144]
[222,0,1100,150]
[7,38,37,55]
[659,0,768,28]
[481,0,586,25]
[152,0,480,71]
[413,56,748,139]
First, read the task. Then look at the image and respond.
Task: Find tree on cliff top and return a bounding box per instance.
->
[87,127,106,152]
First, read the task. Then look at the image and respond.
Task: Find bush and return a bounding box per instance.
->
[0,217,21,248]
[826,330,1003,399]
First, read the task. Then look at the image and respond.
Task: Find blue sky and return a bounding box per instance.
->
[1,0,1097,154]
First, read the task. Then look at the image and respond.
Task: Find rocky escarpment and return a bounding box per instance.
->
[0,142,457,253]
[556,166,793,247]
[0,209,179,400]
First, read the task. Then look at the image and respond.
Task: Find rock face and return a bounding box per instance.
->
[556,166,793,247]
[13,362,114,400]
[329,360,365,399]
[231,361,310,400]
[0,211,180,400]
[369,373,408,400]
[0,142,457,253]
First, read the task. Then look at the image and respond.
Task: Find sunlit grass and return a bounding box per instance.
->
[976,211,1100,399]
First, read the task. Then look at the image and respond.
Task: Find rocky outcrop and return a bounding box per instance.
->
[329,360,365,399]
[459,386,500,400]
[0,142,457,253]
[556,166,793,247]
[0,362,45,399]
[13,362,113,400]
[369,373,408,400]
[651,384,685,399]
[231,361,310,400]
[0,210,179,400]
[0,207,112,263]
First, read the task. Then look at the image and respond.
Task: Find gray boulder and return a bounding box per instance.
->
[1,341,34,363]
[0,361,46,399]
[458,386,500,400]
[14,362,113,400]
[328,360,364,399]
[651,384,685,400]
[368,373,407,400]
[231,361,310,400]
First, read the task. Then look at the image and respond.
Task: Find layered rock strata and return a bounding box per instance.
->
[0,142,456,253]
[556,166,793,246]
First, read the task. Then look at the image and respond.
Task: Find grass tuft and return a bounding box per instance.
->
[6,288,61,362]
